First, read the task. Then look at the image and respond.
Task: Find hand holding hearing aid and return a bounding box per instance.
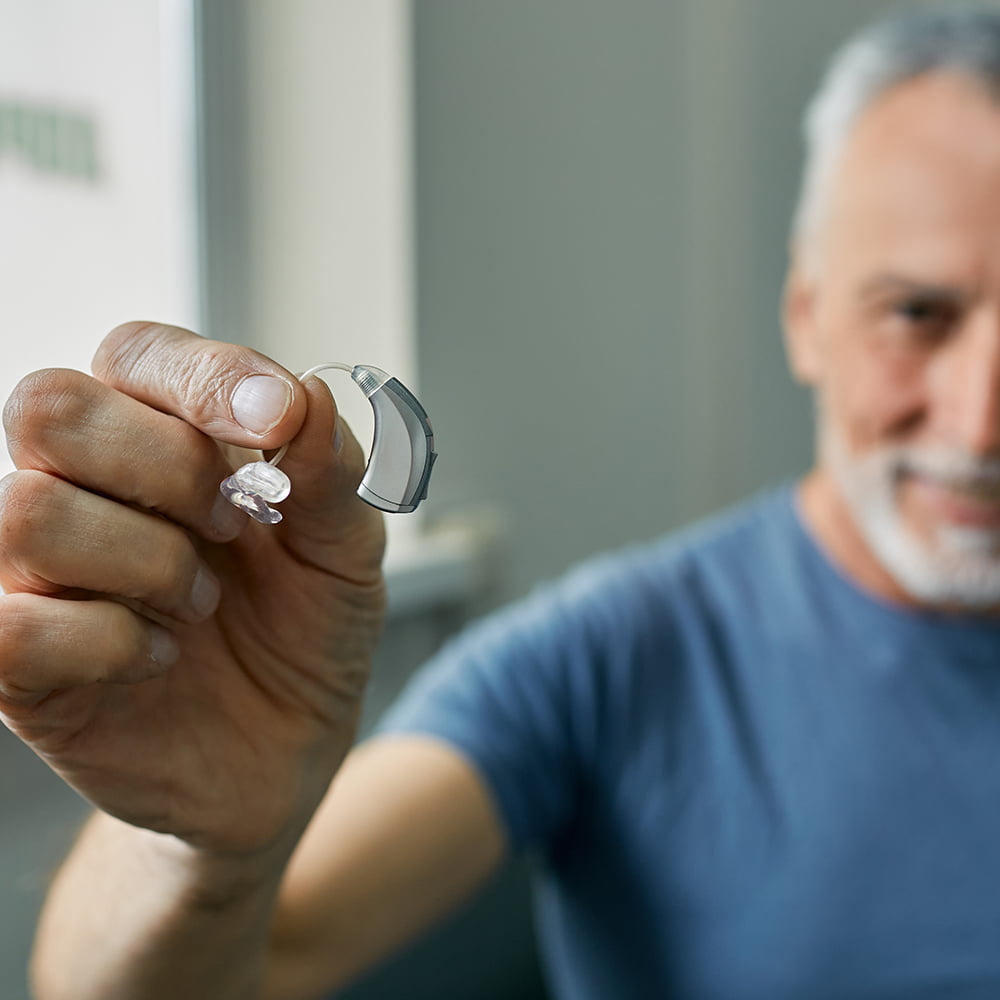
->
[0,322,394,855]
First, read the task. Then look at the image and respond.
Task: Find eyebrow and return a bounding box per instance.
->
[858,274,972,306]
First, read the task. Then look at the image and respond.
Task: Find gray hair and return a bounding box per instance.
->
[793,5,1000,249]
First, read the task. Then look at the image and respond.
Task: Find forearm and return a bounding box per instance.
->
[32,811,287,1000]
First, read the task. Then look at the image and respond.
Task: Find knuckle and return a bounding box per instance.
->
[0,470,61,553]
[0,595,30,653]
[171,345,234,423]
[0,597,41,704]
[91,321,166,383]
[2,369,90,460]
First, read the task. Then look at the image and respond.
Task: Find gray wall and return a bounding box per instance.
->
[412,0,854,604]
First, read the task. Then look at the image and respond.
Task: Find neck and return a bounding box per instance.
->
[797,467,934,610]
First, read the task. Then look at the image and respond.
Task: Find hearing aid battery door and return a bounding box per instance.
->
[352,366,437,513]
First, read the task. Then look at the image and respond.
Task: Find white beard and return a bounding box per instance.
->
[822,421,1000,609]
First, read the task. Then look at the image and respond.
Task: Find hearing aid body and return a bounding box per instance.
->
[220,363,437,524]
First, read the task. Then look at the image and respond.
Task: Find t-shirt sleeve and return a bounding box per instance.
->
[375,568,613,855]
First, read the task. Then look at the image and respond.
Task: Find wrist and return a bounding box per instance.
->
[33,812,288,1000]
[99,813,290,912]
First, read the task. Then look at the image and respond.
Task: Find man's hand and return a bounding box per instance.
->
[0,322,386,858]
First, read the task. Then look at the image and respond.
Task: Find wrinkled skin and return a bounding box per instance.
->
[0,323,386,858]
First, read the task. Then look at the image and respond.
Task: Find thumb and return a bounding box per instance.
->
[95,322,385,562]
[92,322,307,451]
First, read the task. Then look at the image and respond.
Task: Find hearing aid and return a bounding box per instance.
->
[220,363,437,524]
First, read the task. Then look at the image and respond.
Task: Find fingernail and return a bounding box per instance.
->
[333,422,344,453]
[210,491,246,541]
[149,626,180,668]
[190,565,221,619]
[231,375,292,435]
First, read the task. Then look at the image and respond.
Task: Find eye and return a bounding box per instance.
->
[889,297,956,343]
[896,298,943,322]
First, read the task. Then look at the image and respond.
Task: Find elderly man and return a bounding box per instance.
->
[6,6,1000,998]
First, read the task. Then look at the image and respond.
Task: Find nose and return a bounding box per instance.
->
[939,310,1000,456]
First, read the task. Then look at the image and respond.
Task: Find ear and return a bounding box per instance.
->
[782,250,824,386]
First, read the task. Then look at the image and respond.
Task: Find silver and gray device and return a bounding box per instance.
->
[349,364,437,514]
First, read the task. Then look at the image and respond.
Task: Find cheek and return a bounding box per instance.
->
[816,316,929,451]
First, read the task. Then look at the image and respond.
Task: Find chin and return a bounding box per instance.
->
[822,427,1000,611]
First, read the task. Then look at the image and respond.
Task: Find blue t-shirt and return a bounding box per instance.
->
[379,485,1000,998]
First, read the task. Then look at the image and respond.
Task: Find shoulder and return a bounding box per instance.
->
[409,486,798,738]
[377,486,799,848]
[534,483,797,644]
[384,484,799,726]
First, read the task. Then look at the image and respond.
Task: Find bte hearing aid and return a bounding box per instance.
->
[220,362,437,524]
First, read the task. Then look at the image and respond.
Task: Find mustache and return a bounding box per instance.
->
[881,447,1000,491]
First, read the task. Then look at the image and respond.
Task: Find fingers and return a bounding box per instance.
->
[3,368,246,543]
[0,470,220,625]
[3,320,383,573]
[272,375,386,565]
[0,593,176,708]
[92,321,308,450]
[277,376,366,517]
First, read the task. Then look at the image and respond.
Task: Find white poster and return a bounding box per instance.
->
[0,0,200,477]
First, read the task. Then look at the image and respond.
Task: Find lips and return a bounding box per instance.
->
[904,471,1000,529]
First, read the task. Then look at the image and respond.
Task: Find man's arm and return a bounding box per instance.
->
[31,736,505,1000]
[0,323,500,1000]
[265,736,505,999]
[31,812,281,1000]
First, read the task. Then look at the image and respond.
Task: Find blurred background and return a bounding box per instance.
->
[2,1,991,997]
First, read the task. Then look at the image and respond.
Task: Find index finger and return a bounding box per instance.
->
[92,322,308,451]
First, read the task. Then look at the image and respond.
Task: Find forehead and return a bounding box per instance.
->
[823,71,1000,281]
